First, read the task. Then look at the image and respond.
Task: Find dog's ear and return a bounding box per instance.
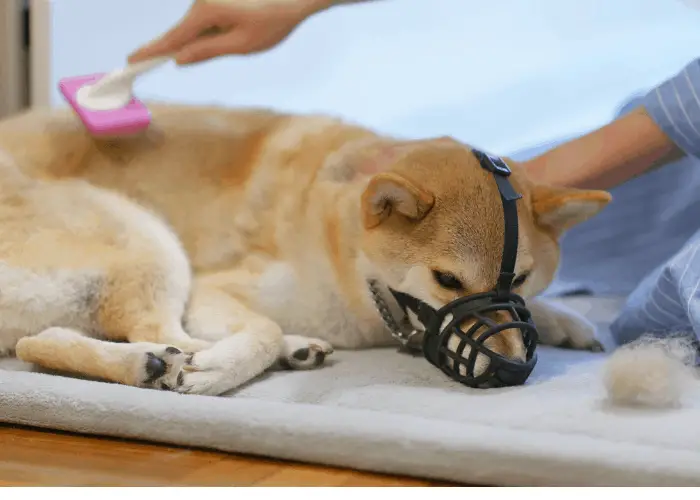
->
[361,172,435,228]
[531,184,612,234]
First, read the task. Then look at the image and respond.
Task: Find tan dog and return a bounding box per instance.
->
[0,103,611,395]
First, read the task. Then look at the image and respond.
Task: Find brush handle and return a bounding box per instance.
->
[76,57,171,111]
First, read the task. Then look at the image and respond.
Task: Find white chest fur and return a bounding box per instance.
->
[254,261,389,348]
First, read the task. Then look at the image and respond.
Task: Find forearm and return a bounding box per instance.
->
[525,58,700,190]
[524,107,683,190]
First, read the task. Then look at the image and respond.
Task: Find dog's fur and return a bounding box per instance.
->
[0,104,611,395]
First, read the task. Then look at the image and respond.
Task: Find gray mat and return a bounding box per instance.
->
[3,296,700,486]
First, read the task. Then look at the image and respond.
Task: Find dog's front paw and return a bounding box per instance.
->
[279,335,334,370]
[171,355,235,397]
[530,299,604,352]
[165,338,211,354]
[137,346,193,390]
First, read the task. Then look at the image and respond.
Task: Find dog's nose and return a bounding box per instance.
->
[481,312,527,362]
[444,311,527,380]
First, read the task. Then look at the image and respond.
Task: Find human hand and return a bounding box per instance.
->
[128,0,332,65]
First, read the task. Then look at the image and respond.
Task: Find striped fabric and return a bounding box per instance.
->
[610,57,700,345]
[519,57,700,346]
[646,57,700,159]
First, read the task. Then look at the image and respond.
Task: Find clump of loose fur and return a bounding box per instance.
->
[603,335,698,409]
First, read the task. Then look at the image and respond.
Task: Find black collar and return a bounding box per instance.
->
[367,278,422,353]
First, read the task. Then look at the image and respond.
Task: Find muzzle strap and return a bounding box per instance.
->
[390,288,436,328]
[472,150,522,299]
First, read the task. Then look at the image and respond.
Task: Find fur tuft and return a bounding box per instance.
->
[603,335,698,409]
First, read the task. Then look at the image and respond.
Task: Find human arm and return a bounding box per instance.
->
[523,58,700,190]
[128,0,381,65]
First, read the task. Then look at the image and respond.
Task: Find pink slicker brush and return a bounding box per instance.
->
[58,57,170,137]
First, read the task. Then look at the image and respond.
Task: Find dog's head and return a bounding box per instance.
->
[354,136,611,369]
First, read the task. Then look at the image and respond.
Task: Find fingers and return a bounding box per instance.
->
[174,31,250,64]
[127,2,296,66]
[128,4,215,63]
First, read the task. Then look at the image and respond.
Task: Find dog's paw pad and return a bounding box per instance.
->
[140,347,192,390]
[144,352,168,381]
[280,338,334,370]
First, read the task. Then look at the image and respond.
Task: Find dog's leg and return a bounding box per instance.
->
[15,327,191,389]
[1,254,207,388]
[186,278,334,374]
[172,273,334,396]
[167,276,283,395]
[179,311,284,395]
[96,259,210,353]
[528,298,604,352]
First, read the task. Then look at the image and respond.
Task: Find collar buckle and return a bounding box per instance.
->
[473,150,512,176]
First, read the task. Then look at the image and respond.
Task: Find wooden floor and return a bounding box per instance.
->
[0,425,456,486]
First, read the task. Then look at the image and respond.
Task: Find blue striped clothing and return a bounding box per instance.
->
[609,57,700,345]
[530,57,700,346]
[513,58,700,308]
[512,57,700,346]
[645,58,700,159]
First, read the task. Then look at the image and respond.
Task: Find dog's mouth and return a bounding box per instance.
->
[368,150,540,389]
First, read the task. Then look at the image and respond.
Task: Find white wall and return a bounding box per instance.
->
[33,0,700,153]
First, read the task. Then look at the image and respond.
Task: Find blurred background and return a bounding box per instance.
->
[2,0,700,296]
[7,0,700,155]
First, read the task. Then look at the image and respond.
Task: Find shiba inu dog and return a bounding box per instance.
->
[0,104,610,395]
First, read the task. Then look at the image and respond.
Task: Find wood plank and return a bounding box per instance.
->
[0,425,458,486]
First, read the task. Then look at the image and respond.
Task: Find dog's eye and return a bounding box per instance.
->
[512,272,530,288]
[432,270,463,290]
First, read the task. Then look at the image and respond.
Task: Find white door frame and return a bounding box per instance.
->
[0,0,28,116]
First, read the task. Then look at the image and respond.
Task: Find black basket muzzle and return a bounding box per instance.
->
[390,288,538,388]
[388,150,539,389]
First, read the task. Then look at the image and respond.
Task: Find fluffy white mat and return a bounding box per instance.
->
[2,296,700,486]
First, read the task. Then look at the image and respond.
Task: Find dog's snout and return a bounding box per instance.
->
[473,310,525,360]
[446,311,528,379]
